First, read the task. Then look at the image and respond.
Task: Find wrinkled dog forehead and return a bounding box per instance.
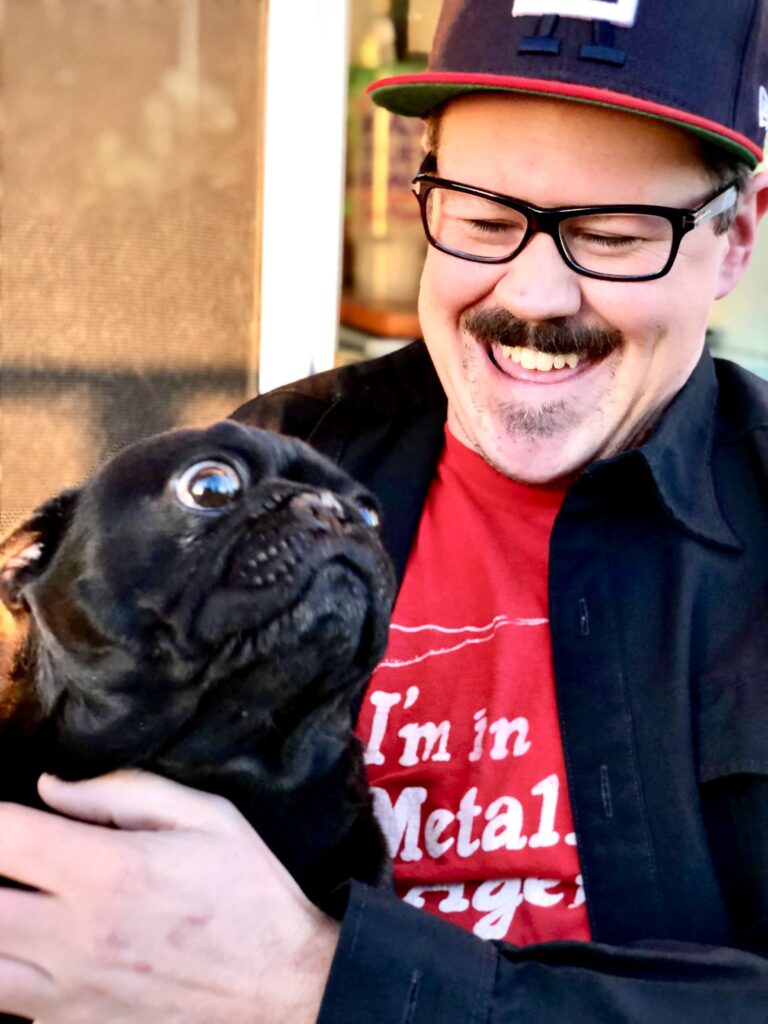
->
[94,421,369,506]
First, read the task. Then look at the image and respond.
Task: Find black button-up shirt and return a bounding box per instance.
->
[233,340,768,1021]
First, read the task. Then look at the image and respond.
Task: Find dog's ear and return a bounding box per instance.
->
[0,489,80,612]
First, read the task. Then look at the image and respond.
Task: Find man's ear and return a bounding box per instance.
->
[0,490,80,611]
[715,168,768,299]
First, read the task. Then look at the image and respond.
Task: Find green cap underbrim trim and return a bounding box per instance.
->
[370,82,761,168]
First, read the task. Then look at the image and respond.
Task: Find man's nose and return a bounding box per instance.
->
[492,233,583,322]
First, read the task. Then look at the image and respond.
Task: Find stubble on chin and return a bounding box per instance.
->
[462,338,578,441]
[492,395,576,439]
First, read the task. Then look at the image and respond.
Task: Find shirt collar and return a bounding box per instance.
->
[619,349,741,550]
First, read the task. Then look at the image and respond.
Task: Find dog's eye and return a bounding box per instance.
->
[173,460,243,513]
[356,498,380,530]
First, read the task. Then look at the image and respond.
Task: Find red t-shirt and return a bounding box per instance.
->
[356,429,591,945]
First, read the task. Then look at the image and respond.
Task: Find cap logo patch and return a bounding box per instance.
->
[511,0,639,28]
[760,85,768,130]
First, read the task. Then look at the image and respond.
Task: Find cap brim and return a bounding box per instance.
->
[368,73,763,168]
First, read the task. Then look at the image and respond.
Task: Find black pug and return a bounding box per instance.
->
[0,420,394,916]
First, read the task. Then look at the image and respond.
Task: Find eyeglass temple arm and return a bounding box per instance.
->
[691,185,738,226]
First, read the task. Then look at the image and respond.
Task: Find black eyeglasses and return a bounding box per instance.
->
[411,155,738,282]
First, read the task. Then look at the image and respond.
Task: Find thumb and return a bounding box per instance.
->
[37,769,248,835]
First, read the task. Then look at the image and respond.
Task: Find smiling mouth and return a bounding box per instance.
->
[496,343,582,372]
[488,341,591,378]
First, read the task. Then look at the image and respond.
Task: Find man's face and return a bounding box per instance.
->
[418,95,738,484]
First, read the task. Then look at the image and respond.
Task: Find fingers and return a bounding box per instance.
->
[0,889,60,967]
[0,803,117,893]
[0,955,53,1020]
[0,772,251,894]
[38,770,248,835]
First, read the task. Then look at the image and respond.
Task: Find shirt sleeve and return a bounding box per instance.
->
[316,882,768,1024]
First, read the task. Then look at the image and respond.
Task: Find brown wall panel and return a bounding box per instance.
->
[1,0,265,531]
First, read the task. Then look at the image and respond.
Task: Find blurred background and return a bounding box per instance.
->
[1,0,765,533]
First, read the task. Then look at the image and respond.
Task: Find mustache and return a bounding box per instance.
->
[464,309,622,358]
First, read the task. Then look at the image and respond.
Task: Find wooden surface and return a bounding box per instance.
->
[340,292,421,339]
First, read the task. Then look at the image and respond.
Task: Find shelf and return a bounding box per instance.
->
[340,292,421,340]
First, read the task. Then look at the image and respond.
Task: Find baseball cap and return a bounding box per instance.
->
[368,0,768,167]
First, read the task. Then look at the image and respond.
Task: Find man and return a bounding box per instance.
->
[0,0,766,1021]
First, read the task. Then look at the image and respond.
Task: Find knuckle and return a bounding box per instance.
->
[93,841,153,897]
[0,802,37,837]
[88,921,134,965]
[202,790,249,830]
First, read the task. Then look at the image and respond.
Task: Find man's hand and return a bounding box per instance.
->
[0,771,339,1023]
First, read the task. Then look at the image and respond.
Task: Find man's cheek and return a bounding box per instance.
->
[421,251,491,317]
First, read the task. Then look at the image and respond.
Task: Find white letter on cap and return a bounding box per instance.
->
[512,0,640,29]
[759,85,768,131]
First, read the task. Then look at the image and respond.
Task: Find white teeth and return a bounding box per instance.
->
[495,343,580,372]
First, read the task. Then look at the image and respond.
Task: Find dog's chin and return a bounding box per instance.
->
[200,557,389,689]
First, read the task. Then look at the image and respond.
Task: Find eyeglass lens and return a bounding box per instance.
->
[424,188,675,278]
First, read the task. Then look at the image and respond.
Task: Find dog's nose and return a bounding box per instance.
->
[288,490,346,533]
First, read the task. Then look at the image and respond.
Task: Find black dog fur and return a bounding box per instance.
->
[0,420,394,917]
